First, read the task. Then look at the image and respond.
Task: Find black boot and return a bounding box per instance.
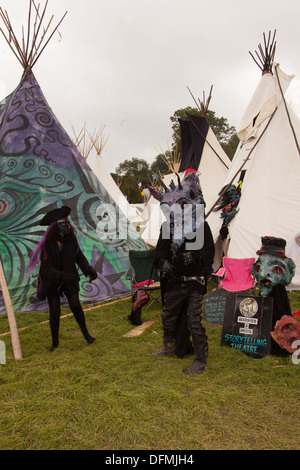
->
[183,342,208,375]
[183,359,207,374]
[49,342,59,352]
[72,309,95,344]
[153,338,176,356]
[84,333,95,344]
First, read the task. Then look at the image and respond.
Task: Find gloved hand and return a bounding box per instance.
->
[159,259,175,280]
[219,225,229,240]
[180,252,194,266]
[59,271,78,283]
[179,251,201,266]
[87,267,98,281]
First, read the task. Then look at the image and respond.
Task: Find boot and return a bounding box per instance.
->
[84,333,95,344]
[183,341,208,374]
[75,315,95,343]
[49,342,59,352]
[153,338,176,356]
[183,359,207,374]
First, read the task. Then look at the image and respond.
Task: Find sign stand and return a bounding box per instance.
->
[0,260,22,361]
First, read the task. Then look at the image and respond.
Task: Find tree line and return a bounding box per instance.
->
[111,107,239,203]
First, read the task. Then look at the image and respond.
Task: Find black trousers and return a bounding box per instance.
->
[162,282,208,360]
[47,289,90,346]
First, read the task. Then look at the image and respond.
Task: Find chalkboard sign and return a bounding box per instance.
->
[221,292,273,358]
[204,289,228,324]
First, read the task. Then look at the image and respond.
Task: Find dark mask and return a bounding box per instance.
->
[57,218,71,235]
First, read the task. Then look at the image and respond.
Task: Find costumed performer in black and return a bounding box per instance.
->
[148,169,215,374]
[28,206,98,351]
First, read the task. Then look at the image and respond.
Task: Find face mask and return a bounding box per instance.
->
[251,254,295,296]
[57,218,71,235]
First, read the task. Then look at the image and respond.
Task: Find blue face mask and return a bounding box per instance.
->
[57,218,71,235]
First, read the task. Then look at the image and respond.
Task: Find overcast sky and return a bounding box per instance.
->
[1,0,300,173]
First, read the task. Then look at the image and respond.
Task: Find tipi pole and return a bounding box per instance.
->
[205,106,277,218]
[274,65,300,157]
[187,86,230,170]
[0,260,22,361]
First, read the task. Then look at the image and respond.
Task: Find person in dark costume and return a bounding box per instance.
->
[28,206,97,351]
[148,170,215,374]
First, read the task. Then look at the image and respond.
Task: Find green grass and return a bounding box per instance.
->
[0,285,299,451]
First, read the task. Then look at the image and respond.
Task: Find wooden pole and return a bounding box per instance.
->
[0,260,22,360]
[205,106,278,218]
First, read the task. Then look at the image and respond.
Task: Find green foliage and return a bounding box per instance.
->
[170,107,238,160]
[113,158,147,203]
[115,158,149,178]
[149,153,170,176]
[112,107,239,202]
[113,156,171,203]
[0,286,299,450]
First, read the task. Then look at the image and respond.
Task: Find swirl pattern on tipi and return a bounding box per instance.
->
[0,73,146,314]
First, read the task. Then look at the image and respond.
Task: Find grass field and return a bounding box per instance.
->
[0,284,299,451]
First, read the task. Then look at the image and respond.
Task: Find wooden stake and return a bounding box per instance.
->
[123,318,158,337]
[0,260,22,360]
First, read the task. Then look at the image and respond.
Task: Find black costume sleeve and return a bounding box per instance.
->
[198,221,215,268]
[154,222,172,269]
[73,238,95,277]
[40,241,60,282]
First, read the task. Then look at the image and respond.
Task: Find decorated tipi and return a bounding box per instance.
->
[207,31,300,289]
[0,2,146,314]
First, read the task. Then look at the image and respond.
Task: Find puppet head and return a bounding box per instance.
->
[147,169,205,255]
[251,236,296,296]
[273,315,300,354]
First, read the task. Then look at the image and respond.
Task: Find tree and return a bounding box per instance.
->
[149,153,171,176]
[170,107,238,160]
[113,158,150,203]
[111,108,239,203]
[115,158,149,178]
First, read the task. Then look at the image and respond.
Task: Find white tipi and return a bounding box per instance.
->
[71,124,144,227]
[207,31,300,290]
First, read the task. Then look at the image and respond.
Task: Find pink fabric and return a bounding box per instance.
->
[218,257,256,291]
[27,222,56,277]
[212,267,226,278]
[131,279,154,290]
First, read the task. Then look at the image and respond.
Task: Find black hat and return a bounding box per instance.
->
[40,206,71,226]
[256,236,287,258]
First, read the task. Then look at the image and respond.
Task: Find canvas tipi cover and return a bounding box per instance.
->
[0,72,146,314]
[207,62,300,288]
[87,152,144,227]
